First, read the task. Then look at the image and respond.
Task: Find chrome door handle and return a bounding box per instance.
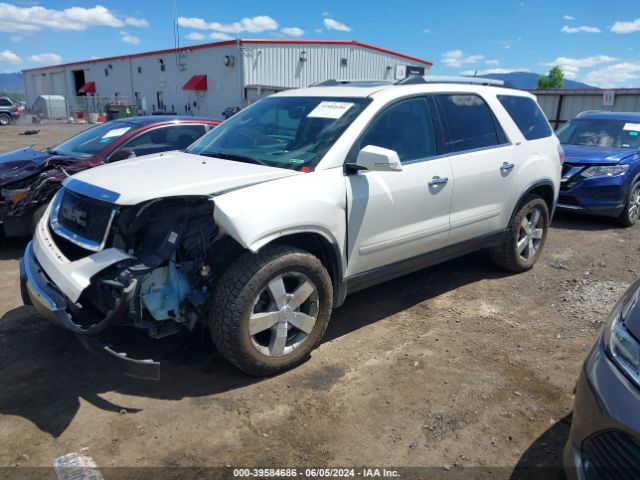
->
[500,162,515,173]
[428,176,449,186]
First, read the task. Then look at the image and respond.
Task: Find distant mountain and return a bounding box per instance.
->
[0,72,24,93]
[476,71,597,90]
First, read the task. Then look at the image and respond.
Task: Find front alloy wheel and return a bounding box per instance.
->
[619,182,640,227]
[249,272,319,358]
[210,245,333,376]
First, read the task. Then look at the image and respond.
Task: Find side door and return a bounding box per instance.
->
[434,93,519,244]
[109,124,208,160]
[345,96,453,277]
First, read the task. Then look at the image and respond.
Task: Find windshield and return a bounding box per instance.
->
[51,121,135,158]
[556,118,640,149]
[187,96,370,170]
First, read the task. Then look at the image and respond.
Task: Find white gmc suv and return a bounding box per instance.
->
[20,78,562,379]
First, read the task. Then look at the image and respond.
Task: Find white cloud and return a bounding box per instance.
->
[322,11,331,17]
[422,28,432,33]
[185,32,206,40]
[125,17,149,28]
[314,28,323,34]
[461,67,530,75]
[563,15,575,20]
[543,55,616,79]
[561,25,601,34]
[485,59,500,66]
[209,32,233,40]
[324,18,352,32]
[177,15,278,34]
[281,27,304,37]
[0,49,21,64]
[120,31,140,45]
[611,18,640,34]
[10,34,22,42]
[585,61,640,87]
[442,50,484,68]
[0,3,126,33]
[29,53,62,64]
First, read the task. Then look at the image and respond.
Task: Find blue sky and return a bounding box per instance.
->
[1,0,639,87]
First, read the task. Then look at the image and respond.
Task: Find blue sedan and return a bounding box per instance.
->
[556,111,640,226]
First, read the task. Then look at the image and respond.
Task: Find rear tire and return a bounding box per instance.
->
[210,244,333,376]
[490,195,549,272]
[618,181,640,228]
[0,114,11,126]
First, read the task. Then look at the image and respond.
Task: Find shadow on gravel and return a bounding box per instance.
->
[551,212,620,232]
[510,414,572,480]
[0,250,510,437]
[0,235,28,260]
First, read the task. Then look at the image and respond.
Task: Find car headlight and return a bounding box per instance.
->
[1,188,29,204]
[582,165,629,178]
[604,281,640,386]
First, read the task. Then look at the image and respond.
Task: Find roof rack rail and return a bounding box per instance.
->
[395,75,514,88]
[309,79,393,87]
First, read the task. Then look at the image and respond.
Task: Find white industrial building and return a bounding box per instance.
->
[22,39,432,120]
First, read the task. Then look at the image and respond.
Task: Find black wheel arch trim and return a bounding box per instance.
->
[509,179,557,225]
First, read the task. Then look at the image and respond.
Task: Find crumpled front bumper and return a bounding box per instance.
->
[19,223,161,380]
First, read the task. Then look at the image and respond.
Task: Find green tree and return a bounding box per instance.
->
[537,66,565,89]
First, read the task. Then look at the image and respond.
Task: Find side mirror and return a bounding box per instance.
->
[352,145,402,172]
[109,149,135,162]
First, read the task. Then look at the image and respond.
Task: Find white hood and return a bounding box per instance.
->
[68,151,301,205]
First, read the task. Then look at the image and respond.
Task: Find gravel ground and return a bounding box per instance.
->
[0,123,638,478]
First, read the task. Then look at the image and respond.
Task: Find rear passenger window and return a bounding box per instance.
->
[498,95,552,140]
[435,94,502,153]
[360,97,437,162]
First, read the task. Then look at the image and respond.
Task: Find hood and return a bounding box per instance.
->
[67,151,301,205]
[0,146,60,186]
[562,144,637,165]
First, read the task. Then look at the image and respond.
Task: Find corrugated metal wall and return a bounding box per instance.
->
[532,89,640,129]
[242,43,430,89]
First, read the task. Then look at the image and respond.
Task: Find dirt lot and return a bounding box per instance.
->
[0,123,638,478]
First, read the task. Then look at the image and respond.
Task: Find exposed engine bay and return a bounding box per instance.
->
[62,196,225,340]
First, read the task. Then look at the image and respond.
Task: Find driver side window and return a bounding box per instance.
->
[360,97,437,163]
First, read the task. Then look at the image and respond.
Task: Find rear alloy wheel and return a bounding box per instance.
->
[619,182,640,227]
[0,114,11,126]
[490,195,549,272]
[210,245,333,375]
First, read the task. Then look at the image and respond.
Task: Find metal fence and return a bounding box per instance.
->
[69,96,133,119]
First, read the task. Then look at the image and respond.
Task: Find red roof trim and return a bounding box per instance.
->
[22,39,432,73]
[182,74,208,91]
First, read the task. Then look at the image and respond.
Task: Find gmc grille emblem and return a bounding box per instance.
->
[61,206,87,228]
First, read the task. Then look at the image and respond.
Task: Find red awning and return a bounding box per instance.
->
[78,81,96,94]
[182,75,207,91]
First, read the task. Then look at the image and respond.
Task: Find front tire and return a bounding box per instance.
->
[210,244,333,376]
[490,195,550,272]
[618,181,640,227]
[0,114,11,126]
[30,204,48,234]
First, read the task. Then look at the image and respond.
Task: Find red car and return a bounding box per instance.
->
[0,116,220,237]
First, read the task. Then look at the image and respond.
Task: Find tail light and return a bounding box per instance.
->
[557,144,565,165]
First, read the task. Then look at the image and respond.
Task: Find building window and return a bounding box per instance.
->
[137,66,142,74]
[104,68,109,77]
[340,58,348,67]
[160,64,166,72]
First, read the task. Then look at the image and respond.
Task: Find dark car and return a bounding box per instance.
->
[0,97,21,126]
[556,111,640,227]
[0,116,219,237]
[564,278,640,479]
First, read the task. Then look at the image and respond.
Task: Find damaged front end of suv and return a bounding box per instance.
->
[21,180,235,380]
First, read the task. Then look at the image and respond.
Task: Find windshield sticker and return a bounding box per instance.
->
[99,138,111,143]
[623,123,640,132]
[630,131,639,137]
[102,127,131,139]
[289,158,305,164]
[308,101,354,119]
